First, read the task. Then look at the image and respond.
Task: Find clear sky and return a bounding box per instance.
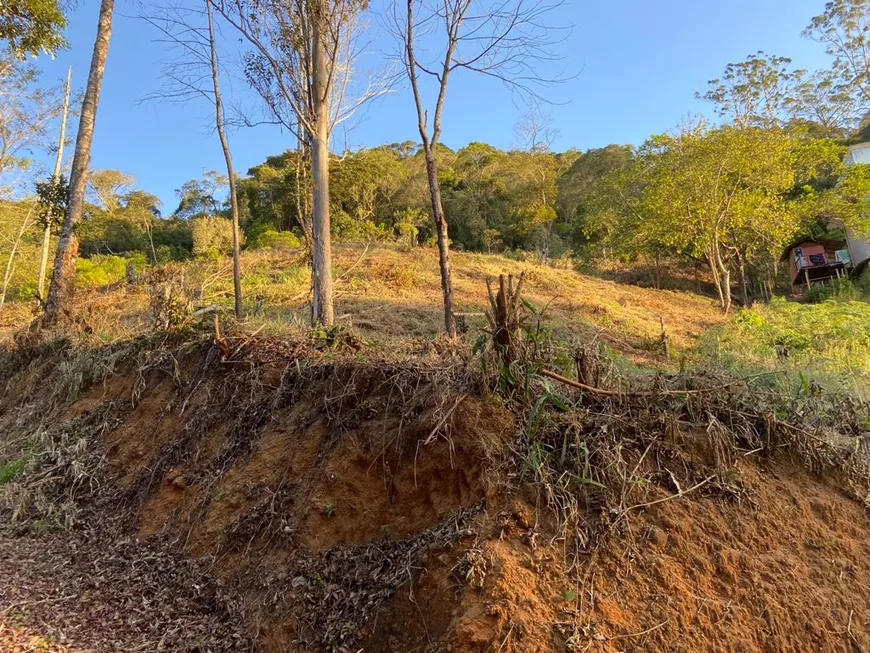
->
[32,0,834,212]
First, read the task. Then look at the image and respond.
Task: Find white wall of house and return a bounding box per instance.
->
[845,143,870,268]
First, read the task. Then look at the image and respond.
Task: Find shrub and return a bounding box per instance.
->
[152,218,194,254]
[76,255,129,288]
[0,458,27,484]
[191,216,236,257]
[802,278,860,303]
[331,209,390,242]
[154,244,190,263]
[247,229,301,250]
[854,267,870,297]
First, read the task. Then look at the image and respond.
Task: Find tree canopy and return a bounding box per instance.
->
[0,0,66,56]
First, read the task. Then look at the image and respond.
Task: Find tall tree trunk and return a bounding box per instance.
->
[542,219,554,264]
[713,245,732,314]
[707,249,725,309]
[37,65,71,303]
[737,250,750,308]
[405,0,456,338]
[43,0,114,326]
[310,14,334,327]
[720,264,732,314]
[295,137,313,247]
[145,220,157,265]
[207,0,242,319]
[422,144,456,336]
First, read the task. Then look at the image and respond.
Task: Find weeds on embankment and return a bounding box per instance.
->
[474,275,870,567]
[700,296,870,400]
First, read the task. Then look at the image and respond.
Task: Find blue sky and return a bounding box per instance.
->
[32,0,833,212]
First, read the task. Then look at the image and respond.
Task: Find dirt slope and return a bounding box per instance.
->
[1,337,869,652]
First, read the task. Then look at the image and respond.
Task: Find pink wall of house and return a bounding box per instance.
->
[788,242,827,284]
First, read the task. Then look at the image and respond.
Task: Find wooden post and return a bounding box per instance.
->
[659,316,670,358]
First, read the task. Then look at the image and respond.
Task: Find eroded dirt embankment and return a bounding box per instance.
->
[2,337,870,652]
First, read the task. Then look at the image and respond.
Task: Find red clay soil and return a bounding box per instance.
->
[118,361,870,652]
[3,344,870,652]
[367,461,870,653]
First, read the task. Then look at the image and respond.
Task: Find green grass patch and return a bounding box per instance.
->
[0,457,28,484]
[698,296,870,398]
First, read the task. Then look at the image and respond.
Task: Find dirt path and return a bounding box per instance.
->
[0,530,254,652]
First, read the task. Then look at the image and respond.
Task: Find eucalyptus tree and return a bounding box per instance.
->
[142,2,244,317]
[697,52,801,129]
[44,0,115,326]
[390,0,567,336]
[784,69,860,137]
[700,49,862,137]
[213,0,387,327]
[805,0,870,115]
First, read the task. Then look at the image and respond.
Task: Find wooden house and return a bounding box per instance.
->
[780,237,850,295]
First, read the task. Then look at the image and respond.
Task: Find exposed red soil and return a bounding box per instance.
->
[2,343,869,652]
[577,462,870,652]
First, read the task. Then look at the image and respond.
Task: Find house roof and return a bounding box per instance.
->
[779,237,846,262]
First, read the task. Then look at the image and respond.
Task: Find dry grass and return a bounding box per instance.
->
[0,244,724,362]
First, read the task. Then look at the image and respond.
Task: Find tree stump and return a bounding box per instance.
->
[485,272,525,366]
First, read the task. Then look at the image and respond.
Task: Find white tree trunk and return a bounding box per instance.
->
[1,204,36,307]
[310,14,334,327]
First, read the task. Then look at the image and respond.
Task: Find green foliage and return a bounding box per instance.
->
[0,0,67,56]
[0,199,40,301]
[0,457,27,484]
[34,174,67,230]
[697,52,800,129]
[331,209,390,242]
[191,216,234,257]
[804,0,870,119]
[802,277,869,303]
[702,296,870,395]
[87,169,136,212]
[174,170,228,218]
[0,57,68,191]
[152,220,193,258]
[75,255,131,288]
[247,229,301,250]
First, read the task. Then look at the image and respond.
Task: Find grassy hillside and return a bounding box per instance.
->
[700,297,870,399]
[0,244,724,360]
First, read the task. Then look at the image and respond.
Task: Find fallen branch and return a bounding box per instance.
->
[1,593,78,613]
[422,394,468,446]
[610,618,670,640]
[226,324,266,360]
[335,242,372,283]
[620,475,715,517]
[540,369,778,398]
